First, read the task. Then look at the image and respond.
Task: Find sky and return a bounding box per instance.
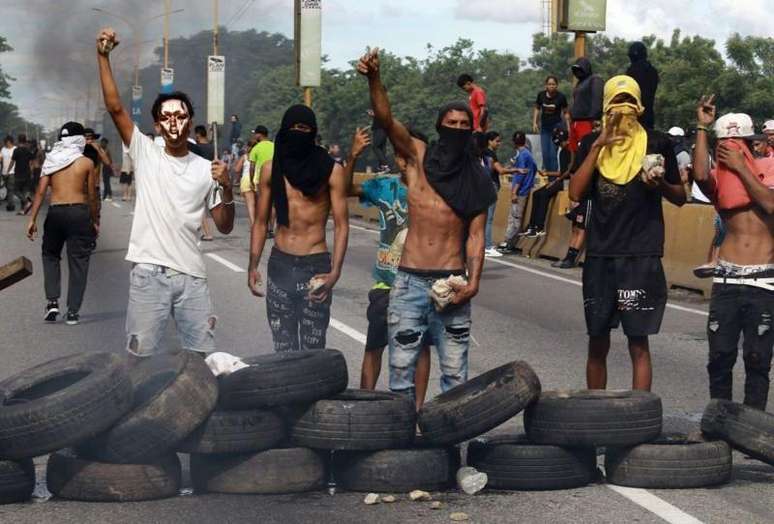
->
[0,0,769,131]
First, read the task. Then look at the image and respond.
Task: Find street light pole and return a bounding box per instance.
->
[213,0,219,56]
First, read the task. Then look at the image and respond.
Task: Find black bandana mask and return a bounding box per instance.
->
[424,117,497,220]
[271,105,334,227]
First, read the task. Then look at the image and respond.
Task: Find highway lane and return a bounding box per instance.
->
[0,192,771,523]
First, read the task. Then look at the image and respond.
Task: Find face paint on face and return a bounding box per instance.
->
[158,99,190,143]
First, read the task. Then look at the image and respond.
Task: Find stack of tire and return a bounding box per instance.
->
[468,390,734,491]
[187,349,349,495]
[0,351,220,503]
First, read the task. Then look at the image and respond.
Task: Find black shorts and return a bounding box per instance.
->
[566,199,590,230]
[366,287,433,351]
[365,288,390,350]
[582,256,667,338]
[119,172,133,185]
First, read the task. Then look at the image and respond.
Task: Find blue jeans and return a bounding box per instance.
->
[388,270,472,398]
[540,124,562,172]
[485,201,497,249]
[125,263,216,357]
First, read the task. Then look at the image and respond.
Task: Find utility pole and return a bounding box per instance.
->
[574,31,586,59]
[163,0,171,68]
[213,0,219,55]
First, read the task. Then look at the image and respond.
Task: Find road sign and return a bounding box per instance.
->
[294,0,322,87]
[160,67,174,94]
[557,0,607,33]
[207,55,225,126]
[131,85,143,125]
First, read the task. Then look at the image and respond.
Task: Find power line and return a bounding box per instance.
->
[225,0,256,30]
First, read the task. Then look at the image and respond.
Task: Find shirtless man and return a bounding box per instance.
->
[26,122,99,325]
[693,97,774,410]
[358,49,496,398]
[247,104,349,352]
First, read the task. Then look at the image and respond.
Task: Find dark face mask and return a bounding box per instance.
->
[438,126,473,154]
[283,129,315,157]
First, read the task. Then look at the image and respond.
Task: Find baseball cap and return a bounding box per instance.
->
[83,127,101,139]
[715,113,764,140]
[253,125,269,136]
[763,120,774,133]
[667,126,685,137]
[59,122,85,139]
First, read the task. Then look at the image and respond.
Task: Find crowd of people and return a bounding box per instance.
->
[16,28,774,416]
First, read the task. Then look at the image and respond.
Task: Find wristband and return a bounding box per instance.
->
[696,125,710,132]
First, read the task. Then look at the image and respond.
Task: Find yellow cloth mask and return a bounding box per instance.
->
[596,76,648,185]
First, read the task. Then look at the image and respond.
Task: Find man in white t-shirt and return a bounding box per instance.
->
[1,136,15,208]
[97,27,234,358]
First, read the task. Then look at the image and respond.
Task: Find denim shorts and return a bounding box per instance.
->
[125,263,216,357]
[388,270,471,398]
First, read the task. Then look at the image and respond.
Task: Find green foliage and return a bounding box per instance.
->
[0,36,43,139]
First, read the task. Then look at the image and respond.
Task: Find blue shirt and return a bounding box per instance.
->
[510,148,538,196]
[359,176,409,286]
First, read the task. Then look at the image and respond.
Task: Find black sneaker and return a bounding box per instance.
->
[267,230,275,239]
[65,311,80,326]
[524,228,539,238]
[557,257,577,269]
[44,301,59,322]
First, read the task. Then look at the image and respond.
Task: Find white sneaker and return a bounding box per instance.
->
[485,248,502,258]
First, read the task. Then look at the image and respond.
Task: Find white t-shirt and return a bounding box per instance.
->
[1,146,16,174]
[676,150,691,171]
[126,126,221,277]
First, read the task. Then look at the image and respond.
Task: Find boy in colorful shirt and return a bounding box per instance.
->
[345,127,431,410]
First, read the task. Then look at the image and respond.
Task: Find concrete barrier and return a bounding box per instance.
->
[347,174,715,296]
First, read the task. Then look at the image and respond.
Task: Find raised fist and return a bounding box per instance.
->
[97,28,119,56]
[356,47,380,78]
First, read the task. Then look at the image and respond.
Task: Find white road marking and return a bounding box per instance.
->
[350,221,709,317]
[110,202,121,208]
[329,318,367,345]
[205,253,245,273]
[607,485,705,524]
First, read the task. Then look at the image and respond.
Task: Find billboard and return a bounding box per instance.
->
[160,67,174,94]
[131,85,143,125]
[207,55,225,125]
[294,0,322,87]
[558,0,607,32]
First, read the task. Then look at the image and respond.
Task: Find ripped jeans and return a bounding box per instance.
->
[388,270,471,398]
[125,263,216,357]
[707,264,774,410]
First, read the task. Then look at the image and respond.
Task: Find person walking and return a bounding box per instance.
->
[533,76,570,172]
[26,122,99,325]
[9,134,35,215]
[2,135,16,211]
[98,137,114,201]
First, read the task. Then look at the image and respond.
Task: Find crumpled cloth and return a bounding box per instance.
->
[429,275,468,312]
[205,352,249,377]
[640,153,665,183]
[42,135,86,176]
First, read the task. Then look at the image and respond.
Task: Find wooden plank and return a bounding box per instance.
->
[0,257,33,292]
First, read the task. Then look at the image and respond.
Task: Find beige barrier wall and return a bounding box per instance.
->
[348,174,715,296]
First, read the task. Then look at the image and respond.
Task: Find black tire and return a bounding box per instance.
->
[0,459,35,504]
[218,349,348,409]
[289,389,415,450]
[605,433,732,489]
[191,448,326,494]
[418,361,541,446]
[178,409,286,454]
[467,434,596,490]
[78,352,218,463]
[525,390,662,447]
[0,352,133,460]
[46,449,181,502]
[701,399,774,466]
[333,448,459,492]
